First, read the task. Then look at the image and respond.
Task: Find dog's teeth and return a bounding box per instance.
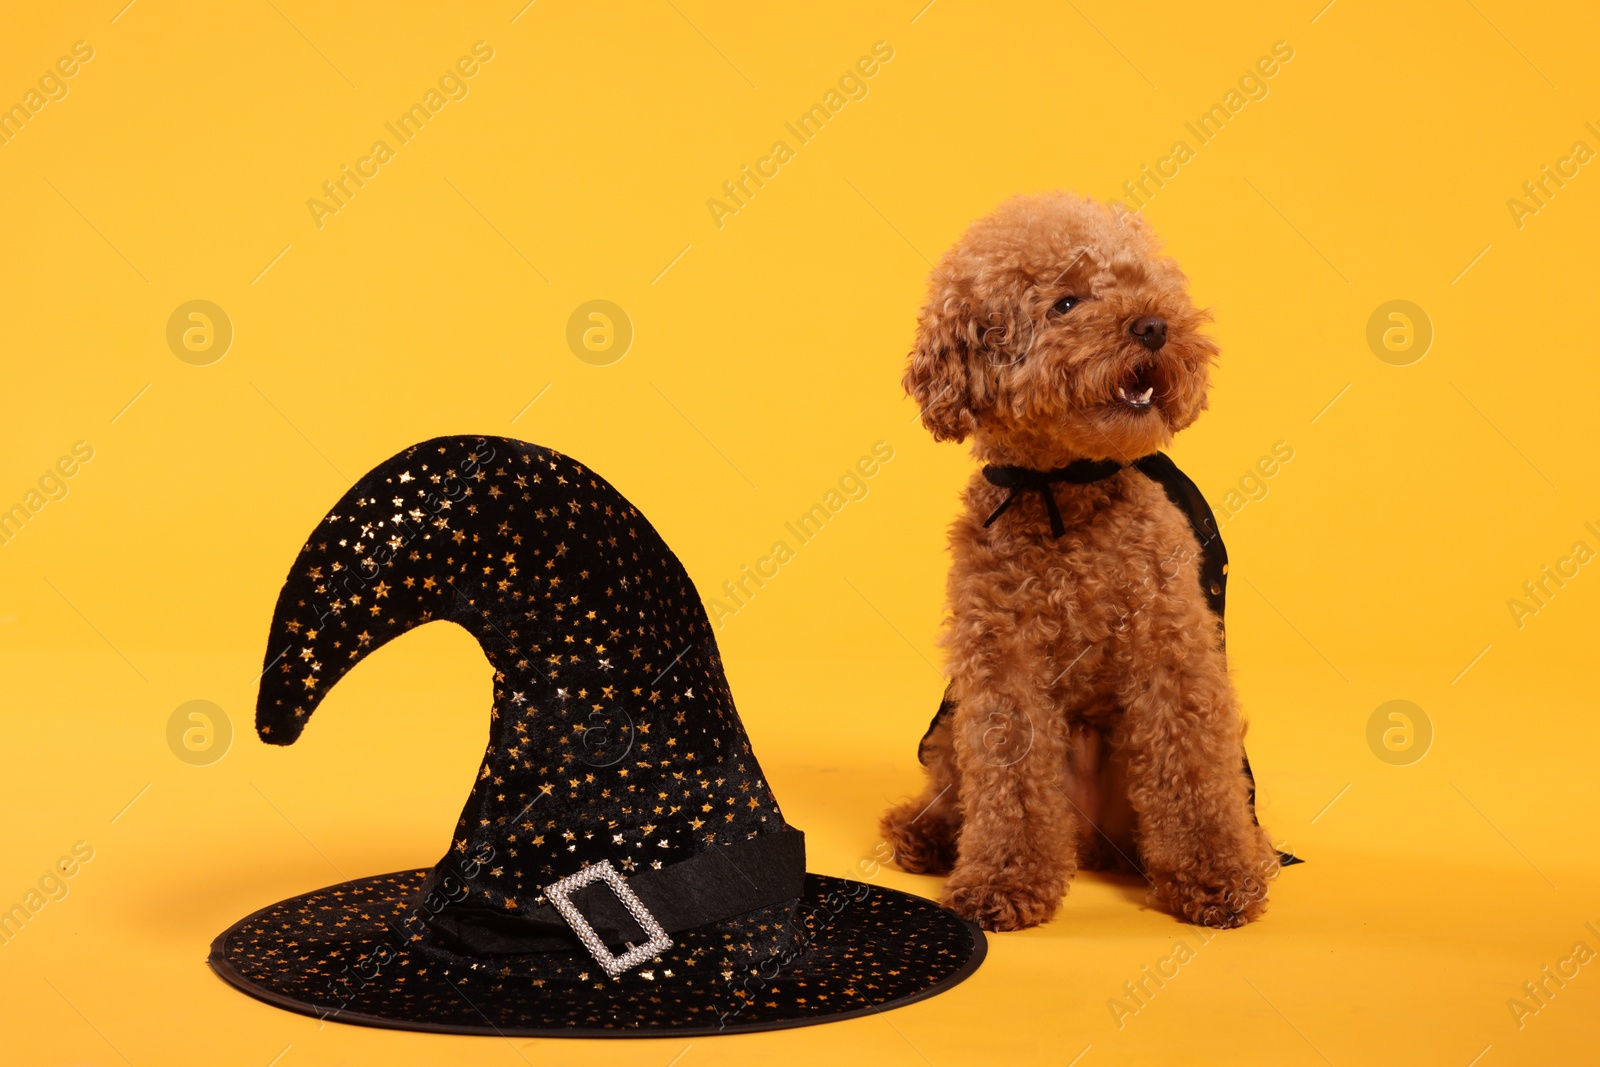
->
[1136,387,1153,404]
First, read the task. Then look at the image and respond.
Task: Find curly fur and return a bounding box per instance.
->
[881,192,1278,931]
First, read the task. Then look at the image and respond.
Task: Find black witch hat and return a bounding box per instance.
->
[209,435,984,1035]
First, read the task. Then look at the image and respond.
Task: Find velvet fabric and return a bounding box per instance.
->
[210,435,986,1035]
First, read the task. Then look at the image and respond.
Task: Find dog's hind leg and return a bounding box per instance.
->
[1065,725,1142,874]
[881,705,963,874]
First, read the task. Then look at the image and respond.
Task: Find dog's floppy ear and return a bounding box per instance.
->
[904,293,979,443]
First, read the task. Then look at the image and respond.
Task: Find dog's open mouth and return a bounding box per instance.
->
[1115,364,1157,410]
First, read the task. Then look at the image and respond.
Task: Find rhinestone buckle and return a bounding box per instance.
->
[543,860,672,977]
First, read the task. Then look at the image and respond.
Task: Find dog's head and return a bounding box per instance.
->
[904,192,1218,465]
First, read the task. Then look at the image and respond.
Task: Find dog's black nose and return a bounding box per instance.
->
[1130,316,1167,351]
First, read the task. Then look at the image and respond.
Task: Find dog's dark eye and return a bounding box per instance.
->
[1052,295,1081,314]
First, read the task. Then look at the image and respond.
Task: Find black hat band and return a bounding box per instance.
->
[421,828,807,960]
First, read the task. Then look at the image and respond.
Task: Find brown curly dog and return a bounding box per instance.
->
[880,192,1279,932]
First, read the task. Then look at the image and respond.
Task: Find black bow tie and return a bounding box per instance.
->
[981,459,1129,537]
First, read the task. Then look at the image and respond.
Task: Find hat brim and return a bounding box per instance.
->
[209,870,985,1036]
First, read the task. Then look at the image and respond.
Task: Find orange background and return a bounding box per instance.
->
[1,1,1597,1063]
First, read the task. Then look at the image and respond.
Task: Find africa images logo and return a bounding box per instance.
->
[305,41,496,230]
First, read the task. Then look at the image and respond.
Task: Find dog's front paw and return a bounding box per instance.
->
[943,869,1062,931]
[1154,861,1272,929]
